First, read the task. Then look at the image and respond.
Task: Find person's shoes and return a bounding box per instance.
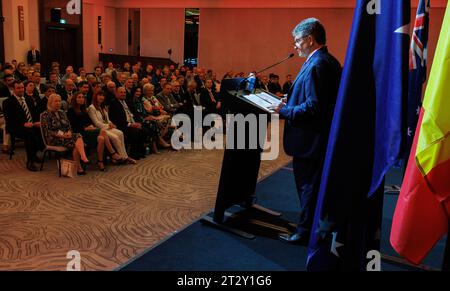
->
[77,170,87,176]
[278,233,309,246]
[2,145,10,154]
[26,162,38,172]
[97,161,106,172]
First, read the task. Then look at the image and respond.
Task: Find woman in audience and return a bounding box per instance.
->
[87,92,136,164]
[41,94,90,175]
[68,92,122,171]
[129,87,160,153]
[142,84,172,149]
[14,62,28,81]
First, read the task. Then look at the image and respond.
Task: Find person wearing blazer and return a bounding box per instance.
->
[27,46,41,66]
[275,18,342,245]
[2,81,42,171]
[87,91,136,164]
[108,87,149,160]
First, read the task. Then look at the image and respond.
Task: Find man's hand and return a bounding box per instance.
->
[24,122,33,128]
[33,122,41,128]
[131,123,142,129]
[274,101,286,113]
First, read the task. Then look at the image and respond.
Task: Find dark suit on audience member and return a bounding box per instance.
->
[200,87,220,115]
[27,49,41,65]
[278,46,342,237]
[268,82,282,95]
[2,95,42,164]
[108,98,148,159]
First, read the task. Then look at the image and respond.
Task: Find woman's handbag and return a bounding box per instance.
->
[60,159,77,178]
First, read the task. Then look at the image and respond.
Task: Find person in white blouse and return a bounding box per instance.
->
[87,91,137,164]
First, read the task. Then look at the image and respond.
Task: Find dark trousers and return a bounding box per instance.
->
[292,157,324,236]
[13,127,40,164]
[122,126,149,158]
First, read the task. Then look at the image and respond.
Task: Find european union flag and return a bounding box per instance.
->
[306,0,410,271]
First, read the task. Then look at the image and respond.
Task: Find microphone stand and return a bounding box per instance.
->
[235,53,295,94]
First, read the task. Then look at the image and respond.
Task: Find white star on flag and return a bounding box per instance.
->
[416,106,421,116]
[408,127,413,137]
[394,24,410,35]
[331,232,344,258]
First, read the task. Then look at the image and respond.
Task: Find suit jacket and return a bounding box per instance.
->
[200,88,220,114]
[279,47,342,158]
[2,95,37,134]
[108,98,133,131]
[27,50,41,65]
[58,89,75,102]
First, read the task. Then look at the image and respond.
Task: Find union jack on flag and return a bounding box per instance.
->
[409,0,430,70]
[405,0,430,160]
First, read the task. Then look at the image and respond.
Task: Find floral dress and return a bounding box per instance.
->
[41,110,81,149]
[143,96,172,132]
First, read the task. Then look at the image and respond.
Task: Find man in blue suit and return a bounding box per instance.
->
[275,18,342,245]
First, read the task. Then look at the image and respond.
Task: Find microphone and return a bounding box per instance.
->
[237,53,295,93]
[254,53,295,76]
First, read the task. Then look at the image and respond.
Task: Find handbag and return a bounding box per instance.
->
[60,159,77,178]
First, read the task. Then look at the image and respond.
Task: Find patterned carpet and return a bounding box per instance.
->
[0,124,291,271]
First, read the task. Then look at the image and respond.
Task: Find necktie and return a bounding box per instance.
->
[19,97,33,123]
[208,90,216,103]
[121,100,134,123]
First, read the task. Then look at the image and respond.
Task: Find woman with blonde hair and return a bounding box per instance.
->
[142,83,172,149]
[87,91,136,164]
[41,94,90,175]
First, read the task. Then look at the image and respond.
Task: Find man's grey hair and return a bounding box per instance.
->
[292,18,327,45]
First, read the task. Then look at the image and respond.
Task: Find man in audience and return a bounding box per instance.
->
[268,74,283,97]
[27,45,41,66]
[59,79,76,109]
[283,74,293,94]
[108,87,149,160]
[171,81,185,107]
[94,66,103,82]
[259,75,270,91]
[0,74,15,98]
[2,81,42,171]
[47,72,63,93]
[124,78,134,102]
[115,72,126,88]
[156,83,179,115]
[105,81,117,105]
[32,71,43,95]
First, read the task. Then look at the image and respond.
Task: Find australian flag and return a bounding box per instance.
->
[306,0,410,271]
[405,0,430,161]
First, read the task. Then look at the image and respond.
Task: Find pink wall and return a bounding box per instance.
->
[199,6,447,81]
[112,0,448,9]
[81,0,447,78]
[140,9,185,65]
[198,8,354,80]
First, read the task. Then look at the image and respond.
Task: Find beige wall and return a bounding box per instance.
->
[2,0,39,63]
[140,8,185,65]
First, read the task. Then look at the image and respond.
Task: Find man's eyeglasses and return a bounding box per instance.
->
[293,35,310,46]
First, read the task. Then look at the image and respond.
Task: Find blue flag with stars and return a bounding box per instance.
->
[306,0,410,271]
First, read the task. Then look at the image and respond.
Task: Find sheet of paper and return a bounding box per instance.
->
[242,92,281,113]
